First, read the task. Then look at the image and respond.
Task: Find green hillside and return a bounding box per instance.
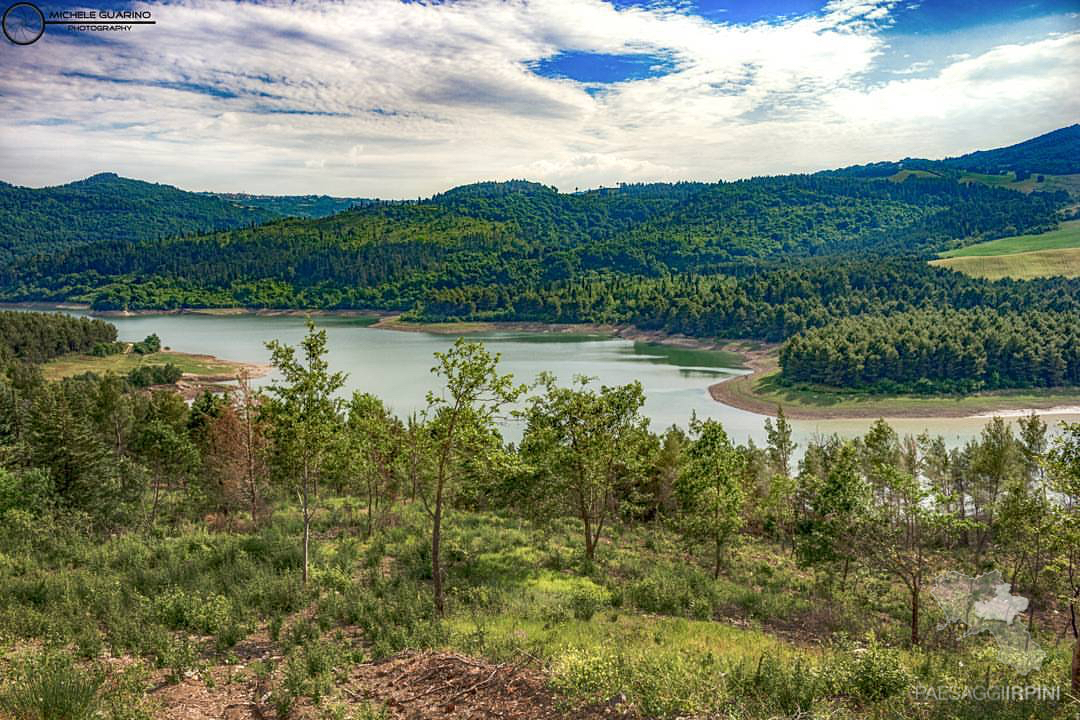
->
[0,173,278,263]
[942,124,1080,176]
[4,128,1079,395]
[210,192,376,218]
[0,175,384,264]
[938,219,1080,257]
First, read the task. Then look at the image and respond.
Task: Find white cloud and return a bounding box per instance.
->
[0,0,1076,196]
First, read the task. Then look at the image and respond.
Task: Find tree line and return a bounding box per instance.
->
[0,310,117,365]
[779,308,1080,392]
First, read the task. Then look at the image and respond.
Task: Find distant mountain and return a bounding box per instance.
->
[210,193,376,219]
[826,125,1080,181]
[0,173,278,263]
[942,124,1080,177]
[0,174,381,263]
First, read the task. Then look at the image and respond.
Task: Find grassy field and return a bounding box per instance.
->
[887,169,943,182]
[959,171,1080,197]
[709,352,1080,419]
[41,349,258,381]
[931,247,1080,280]
[937,220,1080,258]
[930,220,1080,280]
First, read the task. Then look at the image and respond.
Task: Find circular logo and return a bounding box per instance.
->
[3,2,44,45]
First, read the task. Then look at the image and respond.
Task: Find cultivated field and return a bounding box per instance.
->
[931,220,1080,279]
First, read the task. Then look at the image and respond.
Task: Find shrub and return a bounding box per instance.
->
[822,636,911,704]
[152,588,233,634]
[725,652,823,716]
[131,334,161,355]
[623,563,716,619]
[0,651,104,720]
[566,584,610,621]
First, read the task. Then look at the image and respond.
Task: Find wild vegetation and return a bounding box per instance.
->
[0,316,1078,719]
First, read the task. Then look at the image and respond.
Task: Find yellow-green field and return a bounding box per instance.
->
[959,171,1080,197]
[938,220,1080,258]
[886,169,942,181]
[931,247,1080,280]
[930,220,1080,279]
[41,349,256,381]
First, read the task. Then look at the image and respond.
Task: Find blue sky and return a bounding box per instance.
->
[0,0,1077,196]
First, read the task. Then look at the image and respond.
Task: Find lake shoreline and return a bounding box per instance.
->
[41,344,271,400]
[13,303,1080,422]
[2,302,737,354]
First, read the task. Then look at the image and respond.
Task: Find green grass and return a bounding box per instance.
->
[958,171,1019,188]
[888,169,944,182]
[931,247,1080,280]
[960,171,1080,198]
[930,220,1080,280]
[938,220,1080,258]
[41,349,253,381]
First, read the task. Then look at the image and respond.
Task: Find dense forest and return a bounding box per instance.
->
[209,192,377,219]
[0,310,117,365]
[779,308,1080,393]
[2,126,1079,395]
[0,175,382,264]
[0,318,1077,718]
[0,174,277,263]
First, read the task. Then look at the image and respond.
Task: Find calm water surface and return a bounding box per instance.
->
[71,312,1080,450]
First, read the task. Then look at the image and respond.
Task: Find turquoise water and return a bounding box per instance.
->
[53,311,1080,449]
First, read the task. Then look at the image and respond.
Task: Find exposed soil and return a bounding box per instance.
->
[371,314,736,355]
[341,650,633,720]
[143,645,634,720]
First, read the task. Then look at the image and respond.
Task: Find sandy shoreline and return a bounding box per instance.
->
[708,347,1080,421]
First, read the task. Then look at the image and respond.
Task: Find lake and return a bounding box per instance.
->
[60,311,1080,450]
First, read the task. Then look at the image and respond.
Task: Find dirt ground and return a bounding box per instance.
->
[145,641,635,720]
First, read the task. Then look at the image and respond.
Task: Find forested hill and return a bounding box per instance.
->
[825,124,1080,181]
[3,171,1063,307]
[942,124,1080,176]
[209,192,376,219]
[3,128,1079,393]
[0,174,277,263]
[0,174,375,263]
[1,167,1073,320]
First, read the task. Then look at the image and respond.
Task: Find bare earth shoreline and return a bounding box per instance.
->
[8,303,1080,421]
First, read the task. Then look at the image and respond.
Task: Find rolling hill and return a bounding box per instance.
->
[942,124,1080,177]
[0,174,375,264]
[1,126,1077,349]
[0,174,277,263]
[825,124,1080,190]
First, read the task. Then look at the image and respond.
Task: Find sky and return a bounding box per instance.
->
[0,0,1077,198]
